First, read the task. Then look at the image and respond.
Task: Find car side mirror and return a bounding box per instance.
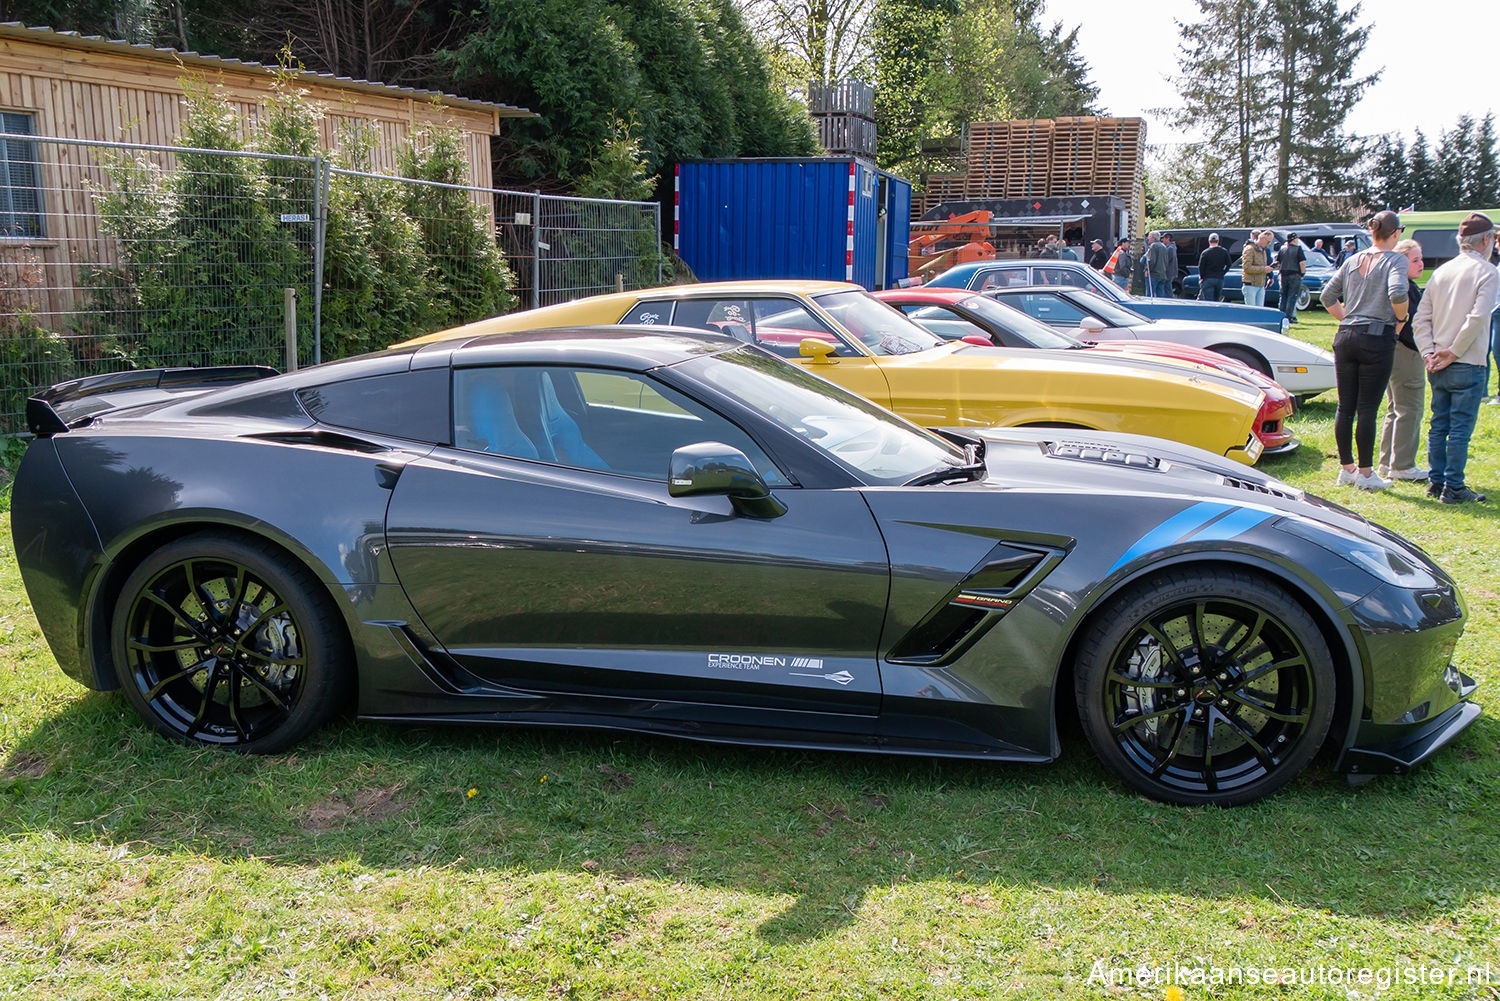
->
[1078,316,1106,334]
[960,334,994,347]
[669,442,787,519]
[799,338,837,363]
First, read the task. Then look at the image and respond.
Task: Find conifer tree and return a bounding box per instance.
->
[1261,0,1376,220]
[1163,0,1270,223]
[1463,113,1500,207]
[1167,0,1375,222]
[1427,115,1473,211]
[1407,130,1434,209]
[1365,136,1409,211]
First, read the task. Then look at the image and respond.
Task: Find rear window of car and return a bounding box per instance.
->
[298,368,450,443]
[621,300,675,326]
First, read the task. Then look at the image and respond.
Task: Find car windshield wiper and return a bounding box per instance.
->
[904,443,986,486]
[904,459,986,486]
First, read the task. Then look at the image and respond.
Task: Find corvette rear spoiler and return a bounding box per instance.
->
[26,365,280,436]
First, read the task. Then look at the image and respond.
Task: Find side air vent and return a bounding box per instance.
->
[1047,440,1160,469]
[245,429,390,454]
[887,543,1067,665]
[1221,475,1300,501]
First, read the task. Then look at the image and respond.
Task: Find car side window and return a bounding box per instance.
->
[899,304,989,342]
[298,368,450,443]
[621,300,675,325]
[452,365,789,485]
[672,297,839,358]
[977,268,1032,291]
[991,292,1093,327]
[671,298,755,340]
[1038,267,1090,289]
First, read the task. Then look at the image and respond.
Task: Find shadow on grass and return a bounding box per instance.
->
[3,688,1497,943]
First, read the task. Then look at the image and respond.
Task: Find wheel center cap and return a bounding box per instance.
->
[1193,683,1218,705]
[212,641,235,659]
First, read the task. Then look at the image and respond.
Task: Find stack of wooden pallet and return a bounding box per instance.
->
[913,116,1147,229]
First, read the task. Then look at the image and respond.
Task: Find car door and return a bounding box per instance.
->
[384,362,890,721]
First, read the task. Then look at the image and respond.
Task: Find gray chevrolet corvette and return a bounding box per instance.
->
[10,327,1480,806]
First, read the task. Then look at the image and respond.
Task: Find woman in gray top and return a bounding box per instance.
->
[1320,210,1410,490]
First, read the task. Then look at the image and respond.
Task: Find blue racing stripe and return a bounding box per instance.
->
[1185,505,1274,544]
[1107,501,1230,575]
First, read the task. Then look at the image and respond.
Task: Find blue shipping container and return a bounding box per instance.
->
[675,159,912,290]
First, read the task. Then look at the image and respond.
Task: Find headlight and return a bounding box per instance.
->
[1277,518,1440,589]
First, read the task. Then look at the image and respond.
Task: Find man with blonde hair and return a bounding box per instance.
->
[1413,212,1499,504]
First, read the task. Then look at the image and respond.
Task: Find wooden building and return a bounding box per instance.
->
[0,22,533,331]
[0,21,531,184]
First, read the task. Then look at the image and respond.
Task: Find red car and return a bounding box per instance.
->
[874,287,1298,455]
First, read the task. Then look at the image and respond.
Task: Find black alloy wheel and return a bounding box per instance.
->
[112,533,348,752]
[1075,569,1335,806]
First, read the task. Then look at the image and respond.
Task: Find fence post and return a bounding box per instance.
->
[531,190,541,311]
[655,204,662,285]
[312,155,329,366]
[284,287,299,371]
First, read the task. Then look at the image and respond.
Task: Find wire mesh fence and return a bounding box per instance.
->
[0,135,662,433]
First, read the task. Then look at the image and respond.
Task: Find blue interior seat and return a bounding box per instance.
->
[539,372,608,469]
[466,379,539,458]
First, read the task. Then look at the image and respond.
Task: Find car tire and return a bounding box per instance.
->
[1074,568,1335,806]
[1210,345,1272,379]
[112,532,350,753]
[1296,288,1312,312]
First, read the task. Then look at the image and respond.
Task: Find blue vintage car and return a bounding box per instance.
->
[925,259,1289,333]
[1181,248,1340,310]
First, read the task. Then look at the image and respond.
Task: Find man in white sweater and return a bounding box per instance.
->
[1413,212,1500,504]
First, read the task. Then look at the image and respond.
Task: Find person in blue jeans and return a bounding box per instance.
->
[1277,233,1307,323]
[1413,213,1500,504]
[1489,306,1500,403]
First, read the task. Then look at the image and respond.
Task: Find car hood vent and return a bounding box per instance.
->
[1046,440,1161,470]
[1221,475,1301,501]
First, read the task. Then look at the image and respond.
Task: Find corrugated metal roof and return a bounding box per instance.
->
[0,22,536,122]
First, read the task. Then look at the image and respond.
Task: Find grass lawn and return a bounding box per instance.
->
[2,311,1498,1000]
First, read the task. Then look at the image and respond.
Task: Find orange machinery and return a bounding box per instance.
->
[907,210,998,279]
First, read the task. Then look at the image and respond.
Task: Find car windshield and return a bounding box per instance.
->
[1078,273,1133,303]
[958,295,1082,348]
[1304,250,1335,268]
[1064,290,1151,327]
[681,347,967,485]
[812,290,946,356]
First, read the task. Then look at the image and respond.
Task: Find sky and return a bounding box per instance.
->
[1039,0,1497,148]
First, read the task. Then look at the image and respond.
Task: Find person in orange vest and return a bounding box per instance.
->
[1103,237,1133,290]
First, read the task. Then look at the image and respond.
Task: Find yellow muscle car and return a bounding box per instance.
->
[399,280,1267,464]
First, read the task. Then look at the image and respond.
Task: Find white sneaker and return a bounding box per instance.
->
[1389,466,1428,480]
[1488,396,1500,406]
[1355,471,1392,491]
[1337,468,1358,486]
